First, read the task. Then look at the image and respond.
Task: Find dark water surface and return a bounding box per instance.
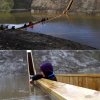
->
[0,12,100,49]
[27,16,100,49]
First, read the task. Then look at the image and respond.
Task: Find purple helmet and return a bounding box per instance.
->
[40,62,53,75]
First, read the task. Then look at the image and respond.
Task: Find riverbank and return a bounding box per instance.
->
[31,0,100,16]
[0,30,96,50]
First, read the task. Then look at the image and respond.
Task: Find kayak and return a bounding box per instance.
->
[0,19,47,30]
[0,23,29,30]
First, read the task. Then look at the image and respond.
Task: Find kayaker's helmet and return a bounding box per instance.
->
[40,62,53,75]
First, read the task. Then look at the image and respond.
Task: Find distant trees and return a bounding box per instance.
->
[0,0,32,12]
[0,0,14,12]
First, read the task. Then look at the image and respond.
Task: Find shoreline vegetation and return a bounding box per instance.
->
[0,30,96,50]
[0,10,100,16]
[0,10,99,17]
[0,9,30,12]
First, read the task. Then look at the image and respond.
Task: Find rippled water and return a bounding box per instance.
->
[27,16,100,49]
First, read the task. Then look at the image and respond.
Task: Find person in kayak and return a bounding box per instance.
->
[29,21,33,28]
[12,26,15,30]
[23,23,27,28]
[0,25,4,30]
[41,18,46,24]
[30,62,57,84]
[5,25,9,29]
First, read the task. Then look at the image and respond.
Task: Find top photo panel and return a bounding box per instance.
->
[0,0,100,50]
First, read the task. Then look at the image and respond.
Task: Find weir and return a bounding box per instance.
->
[0,50,51,100]
[37,79,100,100]
[30,50,100,100]
[0,50,100,100]
[56,74,100,91]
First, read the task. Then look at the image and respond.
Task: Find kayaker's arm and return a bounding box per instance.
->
[32,74,44,81]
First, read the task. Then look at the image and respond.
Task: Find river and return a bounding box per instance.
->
[0,12,100,49]
[27,15,100,49]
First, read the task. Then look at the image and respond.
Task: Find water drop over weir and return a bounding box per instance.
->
[0,50,51,100]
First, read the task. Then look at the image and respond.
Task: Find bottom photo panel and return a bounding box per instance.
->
[0,50,100,100]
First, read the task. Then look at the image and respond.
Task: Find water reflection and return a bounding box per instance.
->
[0,12,37,24]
